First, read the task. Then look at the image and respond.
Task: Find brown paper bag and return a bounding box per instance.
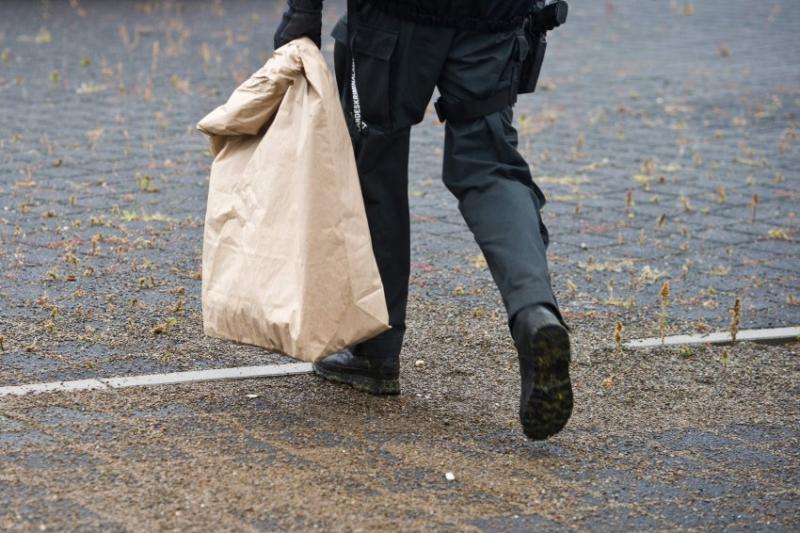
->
[197,38,389,362]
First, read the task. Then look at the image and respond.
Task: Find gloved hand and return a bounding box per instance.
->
[273,0,324,50]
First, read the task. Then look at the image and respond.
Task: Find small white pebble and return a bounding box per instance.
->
[445,471,455,481]
[415,359,425,367]
[245,393,260,399]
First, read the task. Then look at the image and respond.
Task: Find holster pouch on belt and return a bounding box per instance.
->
[518,0,568,95]
[518,31,547,95]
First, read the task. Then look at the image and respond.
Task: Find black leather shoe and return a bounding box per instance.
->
[512,305,573,440]
[313,349,400,395]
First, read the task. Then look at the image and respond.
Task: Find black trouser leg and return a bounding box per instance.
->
[351,127,412,358]
[333,8,439,359]
[442,109,559,325]
[437,30,562,327]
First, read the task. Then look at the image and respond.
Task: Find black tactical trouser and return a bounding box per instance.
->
[333,4,561,358]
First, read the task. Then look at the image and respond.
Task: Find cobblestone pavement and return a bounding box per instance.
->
[0,0,798,530]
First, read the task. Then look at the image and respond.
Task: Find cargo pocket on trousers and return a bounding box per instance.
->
[352,26,398,130]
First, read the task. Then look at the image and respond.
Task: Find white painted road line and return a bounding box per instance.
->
[0,379,110,397]
[625,326,800,348]
[3,326,798,397]
[0,363,314,398]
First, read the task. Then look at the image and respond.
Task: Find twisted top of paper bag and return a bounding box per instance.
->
[196,38,330,143]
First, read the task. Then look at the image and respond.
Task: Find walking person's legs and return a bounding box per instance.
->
[316,7,573,440]
[314,7,450,394]
[437,28,573,439]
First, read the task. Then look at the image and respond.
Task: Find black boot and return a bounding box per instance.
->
[312,329,403,395]
[512,305,573,440]
[313,349,400,395]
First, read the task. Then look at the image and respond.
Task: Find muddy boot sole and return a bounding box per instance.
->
[312,363,400,396]
[519,324,573,440]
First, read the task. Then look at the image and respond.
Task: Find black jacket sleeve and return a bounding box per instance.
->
[274,0,325,50]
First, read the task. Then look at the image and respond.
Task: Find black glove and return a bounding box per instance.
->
[273,0,324,50]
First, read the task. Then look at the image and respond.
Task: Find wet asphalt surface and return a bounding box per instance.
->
[0,0,798,530]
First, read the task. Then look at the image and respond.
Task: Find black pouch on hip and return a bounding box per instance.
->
[518,1,568,95]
